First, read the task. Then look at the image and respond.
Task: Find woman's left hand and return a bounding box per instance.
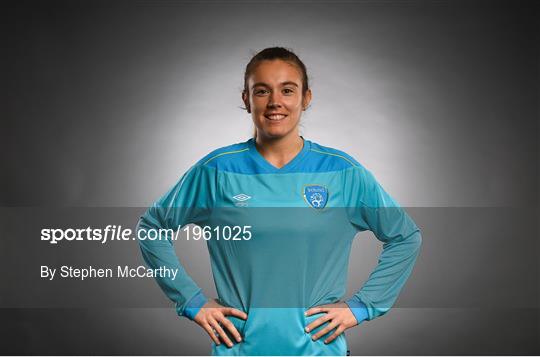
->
[304,302,359,344]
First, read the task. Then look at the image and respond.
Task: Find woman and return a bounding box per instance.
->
[137,47,422,356]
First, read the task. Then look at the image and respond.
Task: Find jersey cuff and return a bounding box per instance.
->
[345,297,369,324]
[182,291,208,321]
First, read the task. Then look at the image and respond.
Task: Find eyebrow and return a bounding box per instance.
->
[251,81,299,89]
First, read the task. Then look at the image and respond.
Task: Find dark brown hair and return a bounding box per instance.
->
[242,47,310,138]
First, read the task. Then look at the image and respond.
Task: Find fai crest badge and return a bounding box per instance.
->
[303,185,328,209]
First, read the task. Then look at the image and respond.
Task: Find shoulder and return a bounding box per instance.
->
[308,141,386,195]
[305,139,367,172]
[193,139,251,170]
[309,141,361,167]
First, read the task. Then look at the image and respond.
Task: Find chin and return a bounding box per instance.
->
[259,125,297,138]
[260,129,294,139]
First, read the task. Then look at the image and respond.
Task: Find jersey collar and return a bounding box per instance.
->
[247,136,312,173]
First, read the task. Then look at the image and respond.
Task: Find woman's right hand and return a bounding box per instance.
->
[193,298,248,348]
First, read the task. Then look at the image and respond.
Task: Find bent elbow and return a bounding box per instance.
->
[411,228,422,254]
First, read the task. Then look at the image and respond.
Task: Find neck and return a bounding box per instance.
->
[254,132,304,168]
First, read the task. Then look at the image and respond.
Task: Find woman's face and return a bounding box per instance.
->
[243,60,311,141]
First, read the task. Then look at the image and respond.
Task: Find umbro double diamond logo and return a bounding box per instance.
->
[232,193,251,207]
[233,193,251,202]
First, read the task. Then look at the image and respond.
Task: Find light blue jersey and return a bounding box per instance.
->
[137,136,422,356]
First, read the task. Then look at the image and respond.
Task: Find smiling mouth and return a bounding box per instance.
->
[264,114,287,121]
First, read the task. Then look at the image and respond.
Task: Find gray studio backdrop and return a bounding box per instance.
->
[2,0,538,355]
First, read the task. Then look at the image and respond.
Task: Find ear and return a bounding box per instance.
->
[302,89,312,110]
[242,90,251,113]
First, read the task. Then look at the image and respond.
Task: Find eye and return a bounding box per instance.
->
[254,89,268,96]
[283,88,295,95]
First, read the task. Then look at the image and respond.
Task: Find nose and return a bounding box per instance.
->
[267,92,282,108]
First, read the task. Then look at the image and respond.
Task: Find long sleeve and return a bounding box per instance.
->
[136,164,216,320]
[343,165,422,324]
